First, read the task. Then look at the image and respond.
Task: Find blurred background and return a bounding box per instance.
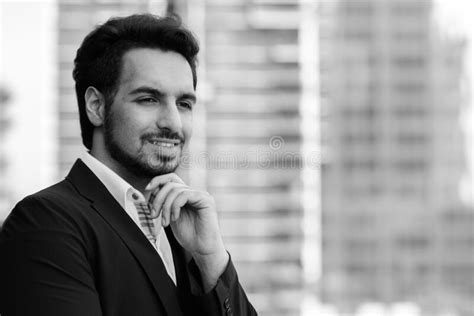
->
[0,0,472,315]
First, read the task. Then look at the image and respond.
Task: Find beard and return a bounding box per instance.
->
[103,108,184,179]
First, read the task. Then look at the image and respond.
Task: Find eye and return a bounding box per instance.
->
[178,100,193,110]
[137,97,157,104]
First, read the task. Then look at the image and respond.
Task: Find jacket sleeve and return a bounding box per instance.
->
[182,253,258,316]
[0,196,102,316]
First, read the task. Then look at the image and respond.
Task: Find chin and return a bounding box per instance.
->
[150,165,179,176]
[142,157,180,177]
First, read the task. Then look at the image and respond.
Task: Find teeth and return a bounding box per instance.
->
[151,141,175,147]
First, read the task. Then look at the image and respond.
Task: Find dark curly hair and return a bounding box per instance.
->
[72,14,199,150]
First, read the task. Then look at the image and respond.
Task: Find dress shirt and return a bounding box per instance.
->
[81,152,176,284]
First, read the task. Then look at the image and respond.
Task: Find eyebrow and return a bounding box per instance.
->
[180,93,197,104]
[129,86,196,103]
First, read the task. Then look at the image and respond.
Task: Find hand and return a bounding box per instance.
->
[145,173,228,291]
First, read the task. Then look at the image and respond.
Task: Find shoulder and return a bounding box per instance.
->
[1,179,90,237]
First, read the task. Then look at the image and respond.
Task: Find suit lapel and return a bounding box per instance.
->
[66,159,182,316]
[165,226,192,289]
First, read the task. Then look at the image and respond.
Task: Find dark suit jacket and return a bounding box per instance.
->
[0,160,257,316]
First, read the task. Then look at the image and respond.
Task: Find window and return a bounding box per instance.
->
[397,133,429,145]
[392,56,427,69]
[390,1,429,17]
[341,106,377,119]
[342,132,377,145]
[341,29,373,41]
[392,159,427,171]
[393,82,425,94]
[339,1,374,16]
[395,235,430,250]
[392,31,428,42]
[393,105,427,117]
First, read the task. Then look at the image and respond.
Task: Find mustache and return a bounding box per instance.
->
[141,130,185,143]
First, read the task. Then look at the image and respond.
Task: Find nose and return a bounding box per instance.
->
[156,98,182,133]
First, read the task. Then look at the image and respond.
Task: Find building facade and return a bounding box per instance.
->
[319,0,473,315]
[202,1,310,315]
[0,86,11,224]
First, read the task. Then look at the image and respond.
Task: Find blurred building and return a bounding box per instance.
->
[56,1,309,315]
[319,0,473,315]
[202,1,307,315]
[0,86,11,224]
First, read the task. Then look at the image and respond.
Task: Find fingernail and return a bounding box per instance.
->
[149,206,159,218]
[145,183,152,190]
[171,213,176,221]
[162,216,166,227]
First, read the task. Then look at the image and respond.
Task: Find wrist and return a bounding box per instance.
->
[193,247,228,269]
[193,247,229,293]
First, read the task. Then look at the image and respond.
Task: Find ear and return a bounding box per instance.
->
[85,86,106,127]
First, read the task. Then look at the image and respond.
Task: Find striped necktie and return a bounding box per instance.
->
[134,195,159,246]
[132,191,176,284]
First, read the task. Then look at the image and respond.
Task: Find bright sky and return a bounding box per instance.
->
[434,0,474,204]
[435,0,473,34]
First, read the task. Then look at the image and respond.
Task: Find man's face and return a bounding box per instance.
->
[103,48,195,178]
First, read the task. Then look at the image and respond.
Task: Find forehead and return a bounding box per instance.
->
[118,48,194,92]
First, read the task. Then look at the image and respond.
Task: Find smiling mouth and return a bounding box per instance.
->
[147,138,181,147]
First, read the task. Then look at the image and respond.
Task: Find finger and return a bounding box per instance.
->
[149,182,186,219]
[147,190,162,218]
[162,187,192,227]
[177,190,214,210]
[145,173,184,191]
[149,182,187,219]
[170,191,190,224]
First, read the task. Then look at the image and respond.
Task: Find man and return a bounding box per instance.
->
[0,14,257,316]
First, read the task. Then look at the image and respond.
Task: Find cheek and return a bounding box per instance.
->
[111,114,142,145]
[182,115,193,140]
[112,126,134,148]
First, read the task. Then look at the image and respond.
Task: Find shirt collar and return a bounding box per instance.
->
[80,151,145,209]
